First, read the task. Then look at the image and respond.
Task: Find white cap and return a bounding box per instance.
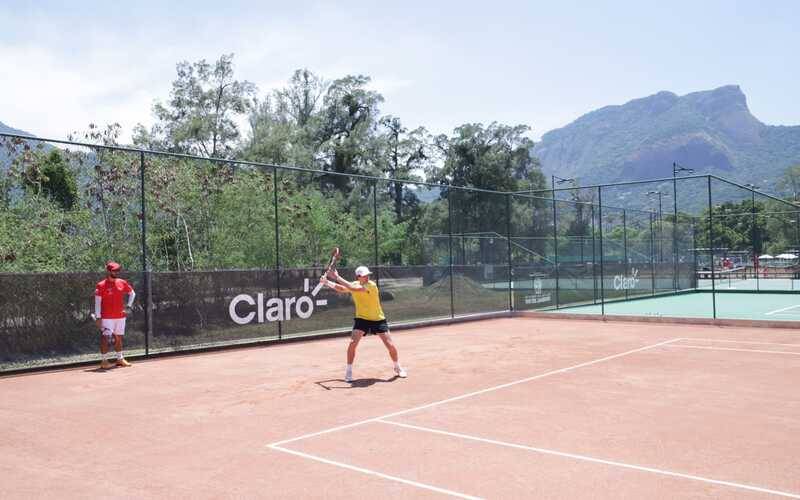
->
[355,265,372,277]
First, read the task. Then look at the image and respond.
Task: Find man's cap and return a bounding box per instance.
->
[106,261,122,272]
[355,265,372,277]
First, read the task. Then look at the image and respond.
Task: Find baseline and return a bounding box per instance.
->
[766,304,800,316]
[665,345,800,356]
[683,338,800,347]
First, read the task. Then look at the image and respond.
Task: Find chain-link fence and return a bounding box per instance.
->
[2,132,799,371]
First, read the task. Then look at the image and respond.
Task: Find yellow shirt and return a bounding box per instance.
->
[350,280,385,321]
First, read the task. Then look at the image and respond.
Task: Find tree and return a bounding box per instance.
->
[779,163,800,202]
[378,116,431,221]
[430,122,544,192]
[21,150,77,211]
[429,122,546,264]
[275,69,326,128]
[135,54,256,158]
[314,75,384,190]
[243,69,327,166]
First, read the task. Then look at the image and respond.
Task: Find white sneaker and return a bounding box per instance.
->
[394,366,407,378]
[345,370,353,382]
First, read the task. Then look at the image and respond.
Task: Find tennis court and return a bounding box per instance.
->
[2,317,798,499]
[552,291,800,322]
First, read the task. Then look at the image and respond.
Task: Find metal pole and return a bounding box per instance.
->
[591,204,597,304]
[708,176,717,318]
[448,190,455,319]
[598,186,605,315]
[373,181,379,287]
[659,193,664,263]
[795,213,799,289]
[139,151,151,356]
[692,218,698,289]
[650,212,656,296]
[551,178,560,309]
[273,167,282,339]
[752,189,759,291]
[506,193,513,313]
[672,164,678,293]
[623,209,628,301]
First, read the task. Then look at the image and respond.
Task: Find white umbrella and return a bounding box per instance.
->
[776,253,797,259]
[758,254,774,260]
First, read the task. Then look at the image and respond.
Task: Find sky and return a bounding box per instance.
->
[1,0,798,143]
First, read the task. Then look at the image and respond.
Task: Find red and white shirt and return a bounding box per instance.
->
[95,278,134,319]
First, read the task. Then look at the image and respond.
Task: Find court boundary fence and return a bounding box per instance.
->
[2,132,800,372]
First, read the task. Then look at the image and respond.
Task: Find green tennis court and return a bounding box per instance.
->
[551,291,800,322]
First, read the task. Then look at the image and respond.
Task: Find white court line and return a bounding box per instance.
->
[268,337,682,447]
[268,444,482,500]
[684,338,800,348]
[379,420,800,499]
[666,345,800,356]
[766,304,800,316]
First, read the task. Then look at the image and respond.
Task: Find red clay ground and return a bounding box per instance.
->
[1,318,798,499]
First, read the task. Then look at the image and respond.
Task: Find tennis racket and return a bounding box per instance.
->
[320,247,341,289]
[324,246,340,277]
[90,313,113,337]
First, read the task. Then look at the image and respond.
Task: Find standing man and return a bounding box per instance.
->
[322,266,407,383]
[95,261,136,369]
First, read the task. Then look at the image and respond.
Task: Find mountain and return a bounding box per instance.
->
[0,121,35,138]
[0,121,39,169]
[533,85,800,190]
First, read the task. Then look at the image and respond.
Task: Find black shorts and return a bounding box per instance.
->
[353,318,389,335]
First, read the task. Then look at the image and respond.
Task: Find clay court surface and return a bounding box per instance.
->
[1,317,799,499]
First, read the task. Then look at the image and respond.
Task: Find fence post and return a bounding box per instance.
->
[506,193,513,313]
[591,204,597,304]
[752,189,759,291]
[448,190,455,319]
[373,181,379,287]
[623,209,628,301]
[673,176,679,293]
[139,151,151,356]
[598,186,605,315]
[650,212,656,296]
[552,196,560,309]
[691,218,698,289]
[273,167,282,339]
[707,176,717,318]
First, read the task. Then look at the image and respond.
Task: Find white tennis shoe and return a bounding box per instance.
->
[394,366,407,378]
[345,369,353,382]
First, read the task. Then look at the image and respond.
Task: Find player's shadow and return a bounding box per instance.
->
[315,376,399,390]
[84,367,113,373]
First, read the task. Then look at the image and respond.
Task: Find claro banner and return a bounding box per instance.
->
[228,278,329,325]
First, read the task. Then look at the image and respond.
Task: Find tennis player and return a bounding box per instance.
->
[94,261,136,369]
[322,266,407,383]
